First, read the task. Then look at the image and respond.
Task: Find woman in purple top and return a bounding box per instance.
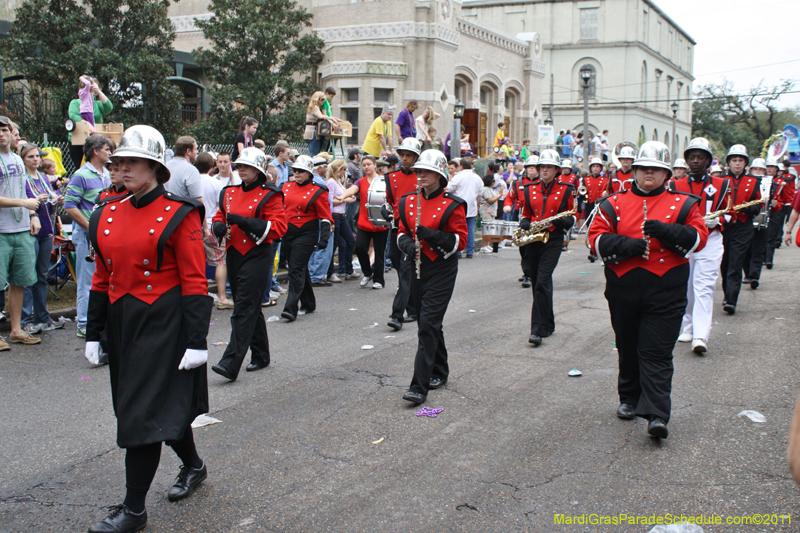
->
[20,144,65,332]
[326,160,356,278]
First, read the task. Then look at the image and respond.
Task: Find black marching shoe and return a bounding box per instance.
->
[280,311,296,322]
[403,314,417,323]
[616,403,636,420]
[211,364,236,381]
[647,417,669,439]
[587,254,596,263]
[518,276,526,282]
[723,303,736,315]
[428,377,447,389]
[521,277,532,288]
[168,462,208,502]
[742,277,752,284]
[88,504,147,533]
[765,262,773,269]
[387,317,403,331]
[402,390,427,404]
[750,279,759,290]
[528,334,542,347]
[246,362,269,372]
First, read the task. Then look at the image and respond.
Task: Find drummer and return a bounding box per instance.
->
[336,155,390,290]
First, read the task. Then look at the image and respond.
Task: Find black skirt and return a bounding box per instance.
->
[106,286,209,448]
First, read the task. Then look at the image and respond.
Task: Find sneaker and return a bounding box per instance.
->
[22,323,42,334]
[0,310,7,323]
[77,327,86,338]
[9,331,41,345]
[0,337,9,351]
[269,291,281,299]
[39,321,64,332]
[677,332,692,343]
[480,246,493,254]
[692,338,707,354]
[344,273,357,280]
[372,282,383,290]
[328,273,342,283]
[360,275,372,287]
[275,285,288,295]
[352,258,362,270]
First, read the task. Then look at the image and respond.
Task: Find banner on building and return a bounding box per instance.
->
[537,125,555,146]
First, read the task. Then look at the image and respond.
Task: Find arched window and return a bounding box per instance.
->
[664,132,669,145]
[641,62,648,102]
[653,128,658,141]
[640,126,646,144]
[579,64,596,99]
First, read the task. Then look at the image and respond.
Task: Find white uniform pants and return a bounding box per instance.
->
[680,230,724,342]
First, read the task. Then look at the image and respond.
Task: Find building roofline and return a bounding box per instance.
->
[462,0,696,45]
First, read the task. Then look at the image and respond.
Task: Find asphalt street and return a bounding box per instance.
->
[1,240,799,532]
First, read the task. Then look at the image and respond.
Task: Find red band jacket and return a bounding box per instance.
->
[584,175,609,204]
[397,187,468,262]
[520,179,576,232]
[282,179,333,228]
[669,174,731,231]
[724,173,761,224]
[89,186,208,306]
[504,175,539,210]
[212,180,288,256]
[588,185,709,278]
[355,176,389,232]
[609,169,634,194]
[771,176,794,212]
[384,168,418,219]
[98,184,130,203]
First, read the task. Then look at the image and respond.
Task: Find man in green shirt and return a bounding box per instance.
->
[321,87,336,152]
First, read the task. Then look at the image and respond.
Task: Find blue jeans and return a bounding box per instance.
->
[461,217,476,255]
[332,214,355,275]
[308,233,334,282]
[22,235,53,325]
[72,225,96,329]
[306,134,322,157]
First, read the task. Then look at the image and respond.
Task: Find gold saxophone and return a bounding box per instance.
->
[512,203,578,246]
[702,190,732,220]
[732,197,765,211]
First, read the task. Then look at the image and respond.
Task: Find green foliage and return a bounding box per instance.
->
[0,0,183,138]
[692,80,798,158]
[193,0,325,144]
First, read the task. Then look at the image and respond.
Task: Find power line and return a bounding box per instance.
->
[547,89,800,108]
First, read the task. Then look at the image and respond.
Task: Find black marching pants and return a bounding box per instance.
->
[389,227,418,320]
[409,257,458,395]
[354,228,388,286]
[216,246,271,378]
[605,266,689,422]
[283,223,319,316]
[523,234,564,336]
[519,244,532,278]
[721,221,755,306]
[765,211,785,265]
[744,226,768,280]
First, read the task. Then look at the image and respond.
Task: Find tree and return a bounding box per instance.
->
[692,80,797,157]
[0,0,183,140]
[194,0,325,144]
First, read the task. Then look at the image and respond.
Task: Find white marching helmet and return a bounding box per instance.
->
[396,137,422,156]
[726,144,749,164]
[537,149,561,167]
[765,156,780,168]
[633,141,672,175]
[673,158,688,170]
[523,155,539,167]
[684,137,713,162]
[411,149,448,179]
[710,164,723,174]
[560,158,573,169]
[112,125,170,180]
[291,154,315,174]
[778,163,786,171]
[589,157,603,167]
[750,158,767,171]
[234,147,268,178]
[618,146,637,160]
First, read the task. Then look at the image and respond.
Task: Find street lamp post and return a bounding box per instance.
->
[580,66,592,170]
[450,101,465,161]
[671,101,679,162]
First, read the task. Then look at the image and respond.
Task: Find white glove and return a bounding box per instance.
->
[704,217,720,229]
[85,341,101,365]
[178,348,208,370]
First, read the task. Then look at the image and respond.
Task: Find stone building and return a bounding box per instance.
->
[463,0,695,155]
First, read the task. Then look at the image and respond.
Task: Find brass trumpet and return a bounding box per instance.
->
[578,177,588,196]
[512,204,578,246]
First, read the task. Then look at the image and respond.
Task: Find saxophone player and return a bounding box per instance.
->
[588,142,708,439]
[518,149,576,347]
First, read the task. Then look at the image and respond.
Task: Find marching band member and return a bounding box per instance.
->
[397,150,467,405]
[518,149,575,347]
[210,148,287,381]
[588,141,708,439]
[764,158,793,268]
[280,155,332,322]
[671,138,730,354]
[337,155,390,290]
[719,145,761,315]
[505,155,539,288]
[742,158,770,289]
[384,138,422,330]
[85,126,212,532]
[99,159,129,201]
[608,147,636,193]
[585,157,609,262]
[672,158,688,180]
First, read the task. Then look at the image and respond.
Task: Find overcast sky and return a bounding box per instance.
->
[644,0,799,111]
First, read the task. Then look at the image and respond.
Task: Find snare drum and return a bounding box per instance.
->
[366,176,392,227]
[482,220,504,242]
[501,220,519,240]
